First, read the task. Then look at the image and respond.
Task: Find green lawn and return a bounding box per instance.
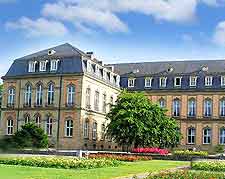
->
[0,160,189,179]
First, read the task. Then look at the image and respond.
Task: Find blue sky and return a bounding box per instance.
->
[1,0,225,78]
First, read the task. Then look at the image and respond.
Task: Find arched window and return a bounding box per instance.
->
[159,98,166,108]
[86,88,91,109]
[46,117,53,136]
[84,119,89,139]
[203,128,211,144]
[47,83,54,105]
[24,84,32,107]
[7,87,15,106]
[220,128,225,144]
[24,114,30,124]
[102,94,107,113]
[36,84,43,106]
[94,91,99,111]
[204,99,212,117]
[220,99,225,117]
[188,98,196,117]
[92,122,97,140]
[65,119,73,137]
[7,118,13,135]
[187,127,195,144]
[35,114,41,127]
[67,85,75,106]
[173,99,180,117]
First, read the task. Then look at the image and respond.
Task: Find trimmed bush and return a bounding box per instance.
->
[173,150,208,157]
[89,154,152,162]
[192,160,225,172]
[0,156,121,169]
[132,148,169,155]
[214,144,224,153]
[146,170,225,179]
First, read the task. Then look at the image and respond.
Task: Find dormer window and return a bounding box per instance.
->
[190,76,197,87]
[221,76,225,86]
[145,77,152,88]
[28,61,37,72]
[205,76,213,86]
[40,60,48,72]
[128,78,135,88]
[174,77,182,87]
[159,77,167,88]
[50,59,59,71]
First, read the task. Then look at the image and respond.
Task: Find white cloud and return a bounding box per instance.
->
[213,21,225,46]
[42,2,128,33]
[182,34,193,42]
[5,17,68,37]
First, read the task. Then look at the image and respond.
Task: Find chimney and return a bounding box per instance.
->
[86,51,94,60]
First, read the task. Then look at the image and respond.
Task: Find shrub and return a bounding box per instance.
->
[172,150,208,161]
[132,148,169,155]
[214,144,224,153]
[192,160,225,172]
[146,170,225,179]
[13,123,48,149]
[0,156,121,169]
[89,154,152,162]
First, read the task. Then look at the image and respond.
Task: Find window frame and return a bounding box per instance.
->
[159,98,166,108]
[128,78,135,88]
[188,98,196,117]
[173,99,180,117]
[50,59,59,71]
[102,93,107,113]
[220,128,225,145]
[67,85,75,106]
[204,99,212,117]
[28,61,37,73]
[47,83,54,105]
[205,76,213,86]
[187,127,195,144]
[7,87,15,106]
[203,128,211,144]
[220,99,225,117]
[65,119,73,137]
[86,88,91,109]
[92,122,97,140]
[46,117,53,136]
[36,84,43,106]
[39,60,48,72]
[145,77,152,88]
[7,118,13,135]
[84,119,89,139]
[94,90,100,111]
[174,77,182,87]
[24,84,32,107]
[221,76,225,86]
[159,77,167,88]
[189,76,197,87]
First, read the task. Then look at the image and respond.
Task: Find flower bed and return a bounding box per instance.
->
[0,156,121,169]
[173,150,208,157]
[192,160,225,172]
[146,170,225,179]
[132,148,169,155]
[89,154,152,162]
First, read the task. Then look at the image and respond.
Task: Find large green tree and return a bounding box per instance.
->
[106,91,181,150]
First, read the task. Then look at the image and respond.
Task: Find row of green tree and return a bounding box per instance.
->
[0,90,181,151]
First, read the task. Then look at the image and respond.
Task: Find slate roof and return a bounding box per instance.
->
[109,60,225,76]
[3,43,86,79]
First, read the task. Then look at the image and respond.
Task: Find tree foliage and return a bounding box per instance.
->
[106,90,181,150]
[0,123,48,151]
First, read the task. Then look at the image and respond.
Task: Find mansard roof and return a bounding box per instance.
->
[109,60,225,76]
[3,43,87,79]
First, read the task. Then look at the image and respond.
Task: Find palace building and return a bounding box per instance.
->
[0,43,120,150]
[1,43,225,151]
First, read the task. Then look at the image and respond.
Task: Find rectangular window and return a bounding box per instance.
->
[86,88,91,109]
[92,122,97,140]
[40,61,47,72]
[50,60,59,71]
[102,94,107,113]
[145,77,152,88]
[187,128,195,144]
[128,78,135,87]
[204,99,212,117]
[221,76,225,86]
[173,99,180,117]
[46,118,53,136]
[174,77,182,87]
[7,119,13,135]
[205,76,213,86]
[203,128,211,144]
[94,91,99,111]
[84,120,89,139]
[190,76,197,87]
[159,77,167,88]
[28,61,36,72]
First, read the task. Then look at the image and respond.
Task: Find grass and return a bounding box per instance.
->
[0,160,189,179]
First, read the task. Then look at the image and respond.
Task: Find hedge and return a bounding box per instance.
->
[146,170,225,179]
[0,156,121,169]
[192,160,225,172]
[89,154,152,162]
